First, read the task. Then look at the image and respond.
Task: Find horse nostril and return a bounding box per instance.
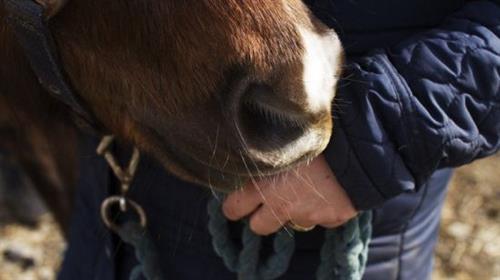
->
[237,84,308,151]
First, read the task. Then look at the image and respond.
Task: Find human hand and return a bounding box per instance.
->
[222,155,357,235]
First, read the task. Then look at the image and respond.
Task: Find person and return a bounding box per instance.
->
[59,0,500,279]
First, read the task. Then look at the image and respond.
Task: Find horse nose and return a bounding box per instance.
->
[238,84,306,146]
[234,83,331,166]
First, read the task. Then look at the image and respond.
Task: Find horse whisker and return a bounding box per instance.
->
[292,168,328,204]
[239,150,291,235]
[207,125,221,200]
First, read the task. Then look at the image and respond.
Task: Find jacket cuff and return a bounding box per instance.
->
[324,124,415,211]
[324,54,416,210]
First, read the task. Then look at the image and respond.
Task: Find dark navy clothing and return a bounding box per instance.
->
[320,0,500,210]
[59,1,500,279]
[59,142,452,280]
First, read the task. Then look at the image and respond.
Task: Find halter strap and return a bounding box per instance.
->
[4,0,99,130]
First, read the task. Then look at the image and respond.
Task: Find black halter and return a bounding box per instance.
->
[4,0,99,131]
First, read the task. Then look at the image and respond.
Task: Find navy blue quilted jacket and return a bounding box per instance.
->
[314,0,500,210]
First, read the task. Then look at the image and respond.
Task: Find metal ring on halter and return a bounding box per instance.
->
[286,221,316,232]
[100,195,147,233]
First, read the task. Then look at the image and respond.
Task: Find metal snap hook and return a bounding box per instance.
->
[97,135,146,233]
[100,195,147,233]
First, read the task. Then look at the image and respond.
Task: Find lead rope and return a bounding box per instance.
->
[98,136,372,280]
[208,197,372,280]
[207,196,296,280]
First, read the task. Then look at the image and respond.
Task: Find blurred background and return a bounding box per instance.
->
[0,154,498,280]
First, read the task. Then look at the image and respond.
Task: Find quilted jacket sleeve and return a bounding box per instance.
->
[324,1,500,210]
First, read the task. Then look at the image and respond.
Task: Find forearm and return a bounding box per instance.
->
[325,1,500,210]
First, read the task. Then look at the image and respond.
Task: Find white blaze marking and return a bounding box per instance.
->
[298,26,340,112]
[250,2,342,165]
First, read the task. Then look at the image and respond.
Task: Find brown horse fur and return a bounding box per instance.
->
[0,0,343,233]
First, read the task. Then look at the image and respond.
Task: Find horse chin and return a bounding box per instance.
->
[161,159,248,193]
[152,142,246,192]
[156,146,322,194]
[146,129,328,192]
[153,145,301,193]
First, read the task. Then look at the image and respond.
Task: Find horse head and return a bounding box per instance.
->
[2,0,343,192]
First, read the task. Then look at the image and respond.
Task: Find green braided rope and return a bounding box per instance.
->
[115,197,372,280]
[207,197,296,280]
[208,196,372,280]
[316,211,372,280]
[116,222,164,280]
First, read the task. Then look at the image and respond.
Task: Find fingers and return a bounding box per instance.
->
[221,155,358,235]
[248,202,290,235]
[247,202,340,235]
[321,222,346,228]
[223,181,295,235]
[314,206,357,229]
[285,206,320,230]
[223,187,350,235]
[222,182,262,221]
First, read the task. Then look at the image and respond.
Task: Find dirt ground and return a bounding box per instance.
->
[433,154,500,280]
[0,154,499,280]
